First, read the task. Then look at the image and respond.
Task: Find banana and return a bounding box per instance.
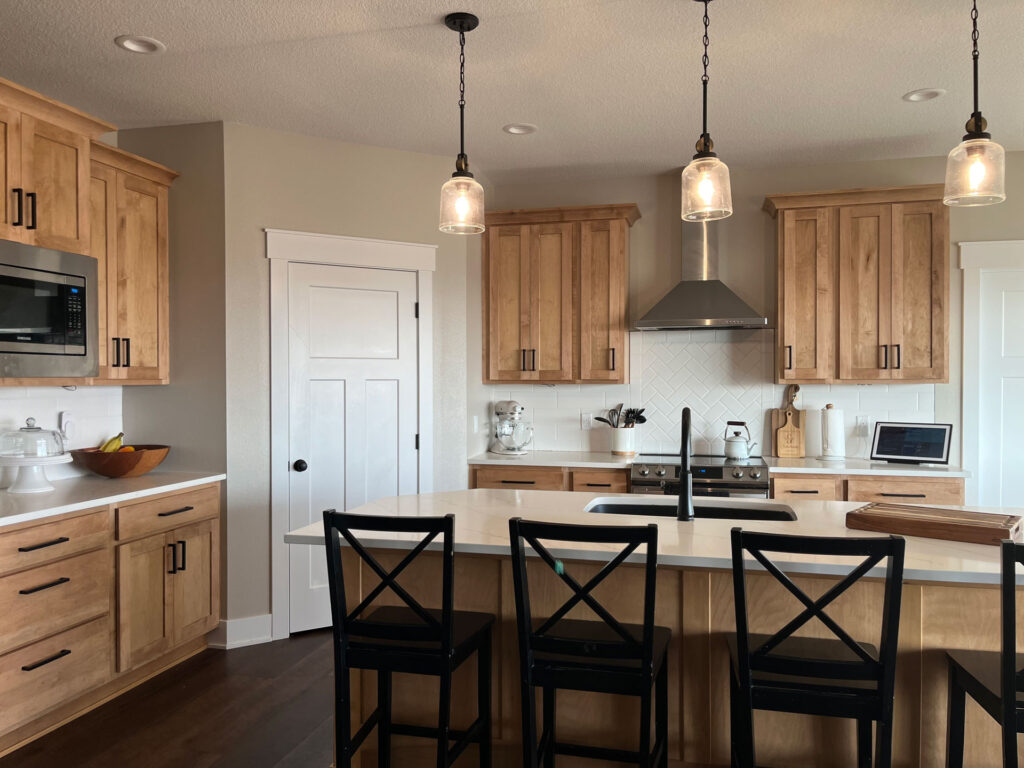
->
[99,432,125,453]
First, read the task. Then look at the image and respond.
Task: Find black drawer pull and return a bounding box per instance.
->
[19,577,70,595]
[25,191,37,230]
[500,480,536,485]
[894,343,902,370]
[157,505,194,518]
[785,345,793,370]
[22,649,71,672]
[880,492,926,498]
[112,337,121,368]
[610,348,616,372]
[18,536,69,553]
[123,337,131,368]
[787,490,819,495]
[12,188,23,227]
[521,349,526,372]
[585,483,613,487]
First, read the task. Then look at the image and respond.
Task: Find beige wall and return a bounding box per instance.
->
[222,122,469,620]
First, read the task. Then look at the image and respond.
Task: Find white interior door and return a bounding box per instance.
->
[976,268,1024,507]
[288,263,419,632]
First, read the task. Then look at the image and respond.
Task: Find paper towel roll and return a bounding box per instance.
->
[820,404,846,460]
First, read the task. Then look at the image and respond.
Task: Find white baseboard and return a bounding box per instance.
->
[207,614,273,650]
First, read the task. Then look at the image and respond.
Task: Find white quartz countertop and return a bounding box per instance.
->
[285,489,1014,586]
[0,471,226,529]
[468,451,632,469]
[764,457,969,478]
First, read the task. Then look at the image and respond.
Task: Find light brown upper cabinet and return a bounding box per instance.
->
[765,185,949,384]
[483,204,639,384]
[90,143,177,385]
[0,77,114,256]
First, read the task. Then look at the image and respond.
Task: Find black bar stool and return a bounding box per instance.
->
[322,510,495,768]
[946,539,1024,767]
[728,527,905,768]
[508,517,669,768]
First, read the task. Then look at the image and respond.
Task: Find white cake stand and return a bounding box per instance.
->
[0,453,72,493]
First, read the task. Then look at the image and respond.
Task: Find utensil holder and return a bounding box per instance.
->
[611,427,636,456]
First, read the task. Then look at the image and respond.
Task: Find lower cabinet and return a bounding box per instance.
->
[771,473,965,504]
[470,464,630,493]
[770,475,842,502]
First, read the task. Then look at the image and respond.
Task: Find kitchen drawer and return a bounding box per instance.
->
[116,484,220,541]
[571,469,629,493]
[771,475,841,501]
[0,548,111,655]
[0,616,111,735]
[846,477,965,505]
[473,467,566,492]
[0,508,111,576]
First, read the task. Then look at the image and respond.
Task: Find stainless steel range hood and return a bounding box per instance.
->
[635,221,769,330]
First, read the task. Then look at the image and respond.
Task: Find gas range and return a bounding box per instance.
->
[630,453,769,498]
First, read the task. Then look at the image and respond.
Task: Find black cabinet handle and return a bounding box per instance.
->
[177,540,186,572]
[167,543,178,574]
[11,188,23,226]
[531,349,537,371]
[880,345,889,370]
[894,344,902,370]
[123,338,131,368]
[292,459,308,472]
[880,492,926,498]
[585,483,612,488]
[18,576,70,595]
[25,191,36,230]
[785,345,793,370]
[610,348,616,371]
[500,479,536,485]
[21,649,70,672]
[18,536,69,553]
[112,337,121,368]
[787,490,819,495]
[521,349,526,372]
[157,505,194,518]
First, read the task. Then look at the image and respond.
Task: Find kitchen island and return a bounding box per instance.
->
[287,489,1020,767]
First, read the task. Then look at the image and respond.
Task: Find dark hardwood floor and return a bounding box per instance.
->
[0,630,336,768]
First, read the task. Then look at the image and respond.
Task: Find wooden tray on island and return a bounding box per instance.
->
[847,503,1023,546]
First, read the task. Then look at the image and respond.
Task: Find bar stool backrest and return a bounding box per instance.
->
[1001,539,1024,723]
[731,528,905,694]
[509,518,659,668]
[323,510,455,653]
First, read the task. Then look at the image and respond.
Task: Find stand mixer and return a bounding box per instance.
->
[488,400,534,456]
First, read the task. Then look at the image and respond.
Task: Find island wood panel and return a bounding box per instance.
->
[579,219,628,382]
[839,204,892,381]
[529,223,574,381]
[485,225,533,382]
[0,105,20,241]
[891,201,949,382]
[779,207,833,382]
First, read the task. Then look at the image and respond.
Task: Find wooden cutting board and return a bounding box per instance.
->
[771,385,805,458]
[847,503,1023,546]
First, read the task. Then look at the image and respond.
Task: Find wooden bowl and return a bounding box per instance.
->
[70,445,170,478]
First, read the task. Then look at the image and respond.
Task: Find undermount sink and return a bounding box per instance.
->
[585,498,797,522]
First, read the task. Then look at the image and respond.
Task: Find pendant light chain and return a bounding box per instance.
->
[458,30,467,158]
[700,0,710,142]
[970,0,979,118]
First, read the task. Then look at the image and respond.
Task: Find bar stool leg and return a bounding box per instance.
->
[638,682,652,768]
[520,680,539,768]
[874,716,893,768]
[1002,722,1019,768]
[542,687,555,768]
[729,672,755,768]
[437,669,453,768]
[335,665,353,768]
[945,663,966,768]
[856,719,871,768]
[378,670,392,768]
[656,661,668,768]
[478,633,492,768]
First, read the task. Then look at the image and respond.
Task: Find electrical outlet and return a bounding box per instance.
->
[855,416,870,437]
[582,412,594,430]
[472,415,479,434]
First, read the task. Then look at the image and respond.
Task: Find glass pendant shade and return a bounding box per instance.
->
[943,137,1005,207]
[439,175,485,234]
[681,156,733,222]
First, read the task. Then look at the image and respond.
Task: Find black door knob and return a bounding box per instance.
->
[292,459,308,472]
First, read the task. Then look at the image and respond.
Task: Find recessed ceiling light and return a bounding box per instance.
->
[902,88,945,103]
[114,35,166,54]
[503,123,538,135]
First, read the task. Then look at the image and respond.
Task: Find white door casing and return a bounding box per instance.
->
[268,229,435,640]
[962,240,1024,506]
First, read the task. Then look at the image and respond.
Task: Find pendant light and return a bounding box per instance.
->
[681,0,732,223]
[943,0,1005,207]
[439,12,485,235]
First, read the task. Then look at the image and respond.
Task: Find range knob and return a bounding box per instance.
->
[638,466,650,477]
[732,468,745,479]
[750,469,762,480]
[655,467,667,477]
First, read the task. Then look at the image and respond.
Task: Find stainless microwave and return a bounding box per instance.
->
[0,240,98,378]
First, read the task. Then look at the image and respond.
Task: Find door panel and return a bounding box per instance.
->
[288,263,419,632]
[580,219,627,382]
[20,115,89,254]
[486,225,532,381]
[89,162,117,379]
[171,519,219,646]
[891,201,948,381]
[117,532,172,671]
[530,222,574,381]
[0,106,21,242]
[780,208,833,381]
[839,205,892,380]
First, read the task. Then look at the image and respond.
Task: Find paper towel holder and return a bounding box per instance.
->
[819,403,846,462]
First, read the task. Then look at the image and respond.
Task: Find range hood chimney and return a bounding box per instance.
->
[635,221,769,330]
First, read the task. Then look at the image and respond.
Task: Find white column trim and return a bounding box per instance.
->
[266,229,436,641]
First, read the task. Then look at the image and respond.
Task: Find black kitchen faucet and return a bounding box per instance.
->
[677,407,695,521]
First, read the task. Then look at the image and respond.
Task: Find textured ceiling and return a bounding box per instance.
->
[0,0,1021,184]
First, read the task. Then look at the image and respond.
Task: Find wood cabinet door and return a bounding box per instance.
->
[114,171,169,382]
[779,208,833,381]
[170,519,220,646]
[579,219,627,382]
[529,223,574,381]
[116,532,173,672]
[89,162,118,380]
[0,106,22,242]
[485,225,533,382]
[838,204,892,380]
[20,114,89,255]
[891,201,948,381]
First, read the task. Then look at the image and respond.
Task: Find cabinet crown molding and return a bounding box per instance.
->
[485,203,640,227]
[0,76,114,137]
[91,142,178,186]
[763,184,945,218]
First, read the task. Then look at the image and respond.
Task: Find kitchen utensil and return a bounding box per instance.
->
[847,503,1023,546]
[608,403,624,428]
[771,384,805,457]
[0,418,72,493]
[820,403,846,461]
[70,444,170,478]
[776,408,804,458]
[723,421,758,460]
[488,401,534,456]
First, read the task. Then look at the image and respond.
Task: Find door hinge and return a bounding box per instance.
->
[414,302,419,318]
[415,433,420,450]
